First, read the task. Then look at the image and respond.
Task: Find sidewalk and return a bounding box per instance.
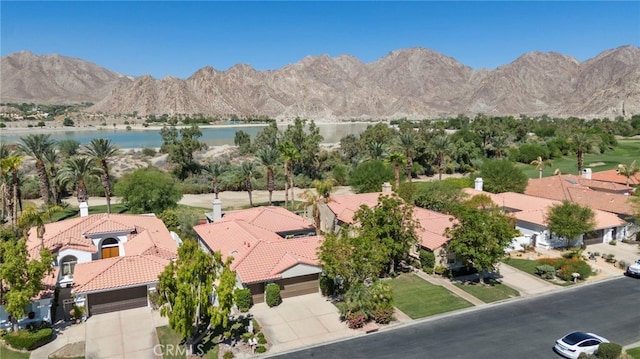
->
[496,262,560,297]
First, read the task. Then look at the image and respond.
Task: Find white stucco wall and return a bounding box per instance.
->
[57,248,92,264]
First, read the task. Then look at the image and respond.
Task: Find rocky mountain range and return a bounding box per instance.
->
[1,46,639,120]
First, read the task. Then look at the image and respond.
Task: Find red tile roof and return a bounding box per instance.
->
[222,206,315,233]
[591,169,640,186]
[195,209,324,284]
[328,192,454,250]
[27,213,178,260]
[525,176,634,215]
[464,189,627,229]
[72,255,170,294]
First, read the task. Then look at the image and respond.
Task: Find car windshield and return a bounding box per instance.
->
[563,332,591,345]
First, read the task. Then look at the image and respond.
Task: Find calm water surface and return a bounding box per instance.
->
[0,123,372,149]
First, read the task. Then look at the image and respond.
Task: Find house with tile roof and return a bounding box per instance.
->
[318,184,458,268]
[590,168,640,187]
[194,206,323,304]
[464,187,629,250]
[21,212,180,319]
[525,175,635,218]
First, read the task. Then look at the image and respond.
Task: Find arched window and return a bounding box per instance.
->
[60,255,78,277]
[101,238,120,259]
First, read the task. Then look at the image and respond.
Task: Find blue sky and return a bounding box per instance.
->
[2,1,639,79]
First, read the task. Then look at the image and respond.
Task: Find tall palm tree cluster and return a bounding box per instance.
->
[0,135,120,226]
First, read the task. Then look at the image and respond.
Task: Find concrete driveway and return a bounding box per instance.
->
[85,307,162,359]
[250,293,359,354]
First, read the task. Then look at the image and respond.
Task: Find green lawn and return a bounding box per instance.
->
[389,274,473,319]
[453,279,520,303]
[156,326,218,359]
[518,139,640,178]
[627,346,640,359]
[0,343,30,359]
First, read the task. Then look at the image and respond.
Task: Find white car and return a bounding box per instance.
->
[554,331,609,358]
[626,259,640,278]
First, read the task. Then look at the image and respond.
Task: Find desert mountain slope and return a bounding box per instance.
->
[2,46,638,119]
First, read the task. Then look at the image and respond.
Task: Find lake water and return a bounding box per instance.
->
[0,122,372,149]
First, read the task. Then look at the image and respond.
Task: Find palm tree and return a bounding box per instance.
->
[83,139,120,213]
[397,132,416,183]
[617,160,639,187]
[240,161,258,207]
[489,135,508,160]
[279,141,300,210]
[18,134,56,205]
[0,154,23,225]
[43,148,61,205]
[366,142,386,161]
[256,147,279,205]
[431,135,451,180]
[386,151,406,190]
[58,157,100,205]
[569,133,599,174]
[203,162,223,200]
[18,204,64,248]
[300,178,336,231]
[530,156,553,179]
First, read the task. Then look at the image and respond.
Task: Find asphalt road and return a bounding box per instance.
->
[271,277,640,359]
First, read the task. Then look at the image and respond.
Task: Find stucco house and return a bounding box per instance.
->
[317,184,457,268]
[195,206,323,304]
[18,211,180,320]
[464,187,629,250]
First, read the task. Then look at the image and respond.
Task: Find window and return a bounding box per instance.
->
[60,255,78,277]
[101,237,120,259]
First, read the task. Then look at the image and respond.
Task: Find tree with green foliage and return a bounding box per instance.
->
[57,139,81,158]
[115,166,182,214]
[83,138,120,213]
[569,132,600,174]
[397,132,417,182]
[0,153,23,225]
[157,239,236,355]
[412,178,469,214]
[240,161,258,207]
[234,130,252,155]
[160,124,207,180]
[359,123,396,150]
[348,160,394,194]
[530,156,553,179]
[58,157,101,204]
[366,142,387,161]
[300,178,335,231]
[477,160,528,193]
[546,200,596,248]
[18,134,56,205]
[252,122,280,153]
[18,204,64,248]
[430,135,452,180]
[281,117,324,179]
[617,160,639,187]
[279,141,300,210]
[0,238,54,331]
[386,151,406,190]
[43,148,61,205]
[354,194,420,274]
[256,147,279,205]
[445,206,519,283]
[203,161,225,200]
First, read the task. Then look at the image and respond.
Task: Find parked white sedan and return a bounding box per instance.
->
[554,331,609,358]
[626,259,640,278]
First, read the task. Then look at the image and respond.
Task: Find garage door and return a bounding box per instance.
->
[278,274,319,299]
[87,286,148,315]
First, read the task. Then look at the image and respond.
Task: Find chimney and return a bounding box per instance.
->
[212,198,222,222]
[79,201,89,217]
[474,177,484,191]
[382,182,392,193]
[581,168,592,180]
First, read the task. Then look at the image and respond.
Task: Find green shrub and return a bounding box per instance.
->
[234,288,252,312]
[535,264,556,280]
[3,325,53,350]
[141,147,157,157]
[265,283,281,307]
[319,275,335,296]
[223,350,235,359]
[434,265,448,276]
[618,260,628,269]
[609,240,617,246]
[257,333,267,345]
[255,345,267,353]
[419,249,436,272]
[597,342,622,359]
[557,259,592,281]
[252,319,261,333]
